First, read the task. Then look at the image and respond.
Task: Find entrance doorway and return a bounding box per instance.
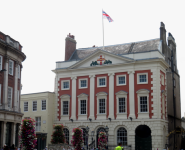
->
[96,127,106,148]
[135,125,152,150]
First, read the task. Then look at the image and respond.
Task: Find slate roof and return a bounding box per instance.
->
[69,38,160,61]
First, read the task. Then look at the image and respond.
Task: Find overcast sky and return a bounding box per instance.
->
[0,0,184,116]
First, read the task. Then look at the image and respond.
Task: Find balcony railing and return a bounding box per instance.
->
[0,104,21,113]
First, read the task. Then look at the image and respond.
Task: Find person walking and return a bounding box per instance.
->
[115,143,123,150]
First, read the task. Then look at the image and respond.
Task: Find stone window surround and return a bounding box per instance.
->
[77,93,88,120]
[61,80,70,90]
[137,73,148,84]
[116,90,127,119]
[116,74,127,86]
[60,94,70,120]
[79,78,88,89]
[96,92,107,120]
[136,89,150,119]
[97,76,107,88]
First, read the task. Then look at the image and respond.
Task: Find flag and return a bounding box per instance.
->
[102,10,113,22]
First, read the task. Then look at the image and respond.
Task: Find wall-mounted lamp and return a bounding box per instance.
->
[108,118,111,122]
[89,118,92,122]
[70,119,73,122]
[0,69,6,72]
[129,117,132,121]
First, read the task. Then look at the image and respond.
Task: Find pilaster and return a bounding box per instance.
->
[11,122,16,145]
[3,56,9,109]
[71,76,77,120]
[127,71,136,119]
[2,122,6,146]
[14,61,18,111]
[108,73,115,119]
[89,75,95,120]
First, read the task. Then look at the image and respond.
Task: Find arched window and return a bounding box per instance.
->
[82,128,87,145]
[117,127,127,146]
[63,128,69,144]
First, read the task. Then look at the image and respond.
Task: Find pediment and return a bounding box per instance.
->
[96,92,108,96]
[136,89,150,94]
[69,50,133,69]
[77,93,88,98]
[60,94,70,99]
[115,90,128,95]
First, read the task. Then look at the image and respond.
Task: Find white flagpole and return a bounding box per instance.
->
[102,9,104,50]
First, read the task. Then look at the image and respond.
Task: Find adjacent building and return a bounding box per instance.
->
[0,31,26,148]
[20,92,55,150]
[52,22,181,150]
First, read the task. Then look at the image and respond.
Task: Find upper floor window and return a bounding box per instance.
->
[79,79,87,89]
[33,101,37,111]
[0,55,2,70]
[137,73,148,84]
[9,60,14,75]
[80,100,86,114]
[161,74,164,85]
[117,75,126,86]
[63,101,69,115]
[140,96,148,112]
[97,77,106,87]
[42,100,46,110]
[24,102,28,112]
[99,99,105,114]
[62,80,70,90]
[8,87,12,108]
[119,98,126,113]
[35,117,41,131]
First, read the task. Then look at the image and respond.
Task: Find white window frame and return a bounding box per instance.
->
[35,117,41,132]
[24,102,28,112]
[77,93,88,120]
[9,60,14,75]
[117,75,126,86]
[8,87,13,108]
[0,55,2,70]
[62,80,70,90]
[60,94,70,120]
[136,89,150,119]
[32,101,37,111]
[115,90,127,119]
[137,73,148,84]
[41,100,46,111]
[97,76,106,87]
[79,78,88,89]
[96,92,107,120]
[161,74,164,85]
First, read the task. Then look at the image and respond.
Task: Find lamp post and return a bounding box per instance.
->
[105,126,109,150]
[86,126,89,150]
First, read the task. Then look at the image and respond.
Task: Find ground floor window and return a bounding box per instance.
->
[63,128,69,144]
[117,127,127,146]
[5,122,12,146]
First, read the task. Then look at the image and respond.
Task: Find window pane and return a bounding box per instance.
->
[63,101,68,115]
[33,101,37,111]
[63,128,69,144]
[140,96,147,112]
[119,76,125,84]
[35,117,41,131]
[24,102,28,111]
[42,100,46,110]
[8,88,12,108]
[139,75,147,83]
[81,100,86,114]
[81,80,87,87]
[117,128,127,146]
[99,99,105,114]
[119,98,125,113]
[99,78,105,86]
[63,81,69,89]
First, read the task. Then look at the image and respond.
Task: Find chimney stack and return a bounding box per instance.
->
[65,33,77,61]
[160,22,167,54]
